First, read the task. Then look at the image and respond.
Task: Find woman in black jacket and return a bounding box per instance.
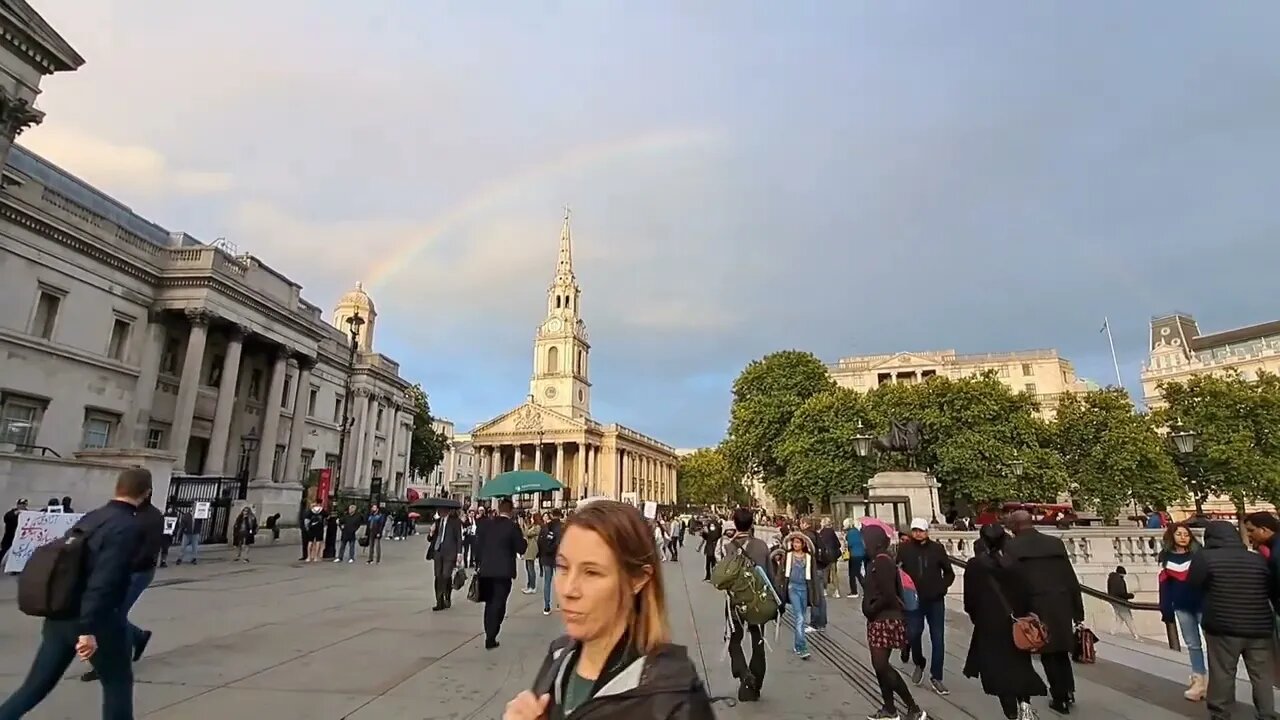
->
[862,525,925,720]
[962,523,1046,719]
[504,501,714,720]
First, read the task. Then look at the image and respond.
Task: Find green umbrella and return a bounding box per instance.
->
[478,470,563,499]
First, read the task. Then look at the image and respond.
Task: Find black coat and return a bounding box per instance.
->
[961,551,1048,699]
[475,514,527,579]
[1188,521,1277,639]
[897,538,956,602]
[340,512,364,541]
[74,500,143,635]
[132,503,166,572]
[701,521,722,557]
[1005,529,1083,655]
[428,514,463,558]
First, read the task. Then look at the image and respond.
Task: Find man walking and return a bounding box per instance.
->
[801,518,832,631]
[724,508,776,703]
[474,499,527,649]
[176,508,200,565]
[365,503,387,564]
[897,518,955,695]
[537,509,564,615]
[1189,520,1278,720]
[0,468,149,719]
[2,498,27,569]
[701,515,723,582]
[429,508,463,611]
[1005,510,1083,714]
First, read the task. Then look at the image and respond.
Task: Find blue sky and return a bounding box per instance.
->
[25,2,1280,448]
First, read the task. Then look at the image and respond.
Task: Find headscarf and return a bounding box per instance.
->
[862,524,889,557]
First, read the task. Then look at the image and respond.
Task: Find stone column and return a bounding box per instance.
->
[203,326,246,475]
[515,444,525,471]
[534,441,543,474]
[167,308,212,467]
[348,389,369,487]
[360,394,378,488]
[585,444,595,496]
[576,443,587,499]
[255,347,290,482]
[401,419,412,486]
[125,310,167,447]
[554,443,565,485]
[384,403,400,489]
[281,356,314,485]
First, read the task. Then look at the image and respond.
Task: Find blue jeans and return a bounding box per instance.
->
[809,578,828,628]
[338,539,357,561]
[180,532,199,563]
[124,568,154,649]
[0,618,133,719]
[541,564,555,611]
[525,560,537,591]
[788,582,809,653]
[907,598,946,681]
[1175,609,1207,675]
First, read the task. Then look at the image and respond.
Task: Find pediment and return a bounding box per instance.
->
[470,402,583,437]
[868,352,940,370]
[0,0,85,71]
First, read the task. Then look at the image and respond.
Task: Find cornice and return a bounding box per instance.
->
[0,7,83,74]
[0,199,161,285]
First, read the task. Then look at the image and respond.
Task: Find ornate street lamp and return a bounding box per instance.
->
[1007,454,1025,477]
[335,311,365,492]
[1170,427,1198,455]
[852,423,875,458]
[238,428,259,485]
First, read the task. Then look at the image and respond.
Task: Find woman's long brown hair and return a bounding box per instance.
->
[564,501,671,655]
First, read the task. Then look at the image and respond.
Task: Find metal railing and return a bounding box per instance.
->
[10,444,61,457]
[947,555,1181,651]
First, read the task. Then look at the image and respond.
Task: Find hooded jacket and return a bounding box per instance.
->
[770,531,823,608]
[531,635,715,720]
[897,536,955,602]
[861,526,904,623]
[1187,521,1277,639]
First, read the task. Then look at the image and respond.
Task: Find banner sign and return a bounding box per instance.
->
[316,468,333,510]
[3,511,85,574]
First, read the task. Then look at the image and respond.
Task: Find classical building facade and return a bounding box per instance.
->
[0,6,415,520]
[828,348,1096,419]
[1140,312,1280,408]
[469,212,678,507]
[416,419,479,500]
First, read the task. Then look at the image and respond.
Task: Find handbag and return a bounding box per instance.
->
[358,535,369,548]
[987,574,1049,653]
[1072,625,1098,663]
[467,574,482,603]
[453,567,467,591]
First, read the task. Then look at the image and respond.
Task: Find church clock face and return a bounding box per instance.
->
[545,386,557,399]
[548,319,562,332]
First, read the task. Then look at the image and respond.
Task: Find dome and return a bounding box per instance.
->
[336,281,375,313]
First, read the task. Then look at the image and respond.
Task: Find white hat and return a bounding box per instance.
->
[909,518,929,531]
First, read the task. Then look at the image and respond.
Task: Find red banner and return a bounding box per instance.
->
[316,469,333,510]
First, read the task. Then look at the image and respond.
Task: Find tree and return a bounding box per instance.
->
[405,384,447,483]
[676,447,746,507]
[775,388,876,506]
[723,350,835,491]
[1153,371,1280,516]
[1052,389,1183,523]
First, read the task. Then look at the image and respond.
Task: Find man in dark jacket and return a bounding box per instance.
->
[898,517,955,694]
[700,515,722,582]
[428,509,463,611]
[1188,520,1278,720]
[724,507,776,703]
[800,518,831,630]
[337,505,363,563]
[1005,510,1083,714]
[537,509,564,615]
[474,499,527,649]
[0,468,149,718]
[365,504,387,564]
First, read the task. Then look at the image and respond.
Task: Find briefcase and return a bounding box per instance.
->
[467,574,482,603]
[453,567,467,591]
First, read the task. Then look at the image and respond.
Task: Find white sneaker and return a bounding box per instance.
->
[333,558,341,563]
[543,609,551,616]
[804,625,817,634]
[832,592,841,599]
[347,559,354,563]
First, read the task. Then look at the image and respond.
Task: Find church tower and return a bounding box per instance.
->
[530,209,592,419]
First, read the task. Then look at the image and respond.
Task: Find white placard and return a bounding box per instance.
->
[4,511,85,573]
[193,502,211,520]
[163,517,178,536]
[642,501,658,520]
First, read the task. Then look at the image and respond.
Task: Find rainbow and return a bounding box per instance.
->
[363,128,725,290]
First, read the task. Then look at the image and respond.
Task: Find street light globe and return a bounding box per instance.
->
[1008,458,1025,477]
[1171,429,1197,455]
[852,423,874,458]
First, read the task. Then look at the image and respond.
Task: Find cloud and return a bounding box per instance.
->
[19,126,233,197]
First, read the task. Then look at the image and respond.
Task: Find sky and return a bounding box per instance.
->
[22,2,1280,448]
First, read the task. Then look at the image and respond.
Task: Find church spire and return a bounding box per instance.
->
[556,205,574,282]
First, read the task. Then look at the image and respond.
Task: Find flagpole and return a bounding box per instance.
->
[1104,316,1123,388]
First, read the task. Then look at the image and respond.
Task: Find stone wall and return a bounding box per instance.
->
[0,447,176,510]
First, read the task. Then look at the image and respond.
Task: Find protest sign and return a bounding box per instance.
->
[193,502,211,520]
[643,501,658,520]
[163,517,178,536]
[3,511,85,573]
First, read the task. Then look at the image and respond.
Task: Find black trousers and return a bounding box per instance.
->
[1040,651,1074,702]
[1205,633,1276,720]
[704,553,716,580]
[433,554,457,608]
[481,577,513,642]
[728,618,766,690]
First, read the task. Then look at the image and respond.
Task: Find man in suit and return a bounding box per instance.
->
[428,509,464,611]
[701,515,723,581]
[474,499,527,649]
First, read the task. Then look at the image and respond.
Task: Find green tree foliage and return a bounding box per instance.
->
[775,388,876,506]
[1153,371,1280,514]
[1052,389,1183,522]
[724,350,834,487]
[676,447,747,507]
[405,384,447,483]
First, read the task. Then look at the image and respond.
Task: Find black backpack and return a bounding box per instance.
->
[17,518,102,619]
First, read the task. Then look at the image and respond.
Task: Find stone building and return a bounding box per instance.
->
[0,5,415,520]
[417,420,479,501]
[828,348,1095,419]
[1140,312,1280,408]
[469,212,678,507]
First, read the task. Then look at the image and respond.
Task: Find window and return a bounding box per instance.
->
[160,337,180,374]
[333,397,343,423]
[325,454,340,474]
[376,405,384,432]
[30,287,64,340]
[1022,363,1034,377]
[107,316,133,361]
[300,450,315,480]
[145,428,164,450]
[999,366,1010,378]
[1025,383,1038,395]
[308,387,318,417]
[81,410,120,449]
[207,354,224,386]
[547,346,559,373]
[281,374,292,409]
[248,369,263,399]
[0,393,46,450]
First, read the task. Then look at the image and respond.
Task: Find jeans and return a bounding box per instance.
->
[124,568,154,649]
[367,536,382,563]
[0,618,133,719]
[847,556,865,595]
[180,532,199,563]
[1175,609,1207,675]
[809,578,828,628]
[541,564,555,611]
[525,560,537,591]
[338,539,356,561]
[1205,633,1277,720]
[788,582,809,653]
[907,598,946,681]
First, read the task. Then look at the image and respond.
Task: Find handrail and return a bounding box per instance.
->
[947,555,1182,651]
[11,444,61,458]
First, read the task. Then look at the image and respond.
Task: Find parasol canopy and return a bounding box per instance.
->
[478,470,563,499]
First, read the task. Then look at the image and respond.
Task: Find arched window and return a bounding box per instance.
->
[547,346,559,373]
[555,295,562,309]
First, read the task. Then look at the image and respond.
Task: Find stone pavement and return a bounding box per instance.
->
[0,537,1266,718]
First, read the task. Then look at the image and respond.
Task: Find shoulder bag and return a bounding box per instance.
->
[986,572,1049,653]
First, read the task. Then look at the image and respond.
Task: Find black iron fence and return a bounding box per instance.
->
[166,474,248,544]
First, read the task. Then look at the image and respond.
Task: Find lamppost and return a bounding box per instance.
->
[237,428,260,486]
[851,422,941,523]
[1169,426,1205,516]
[1007,452,1025,478]
[335,311,365,493]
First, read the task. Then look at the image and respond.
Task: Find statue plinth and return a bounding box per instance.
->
[867,471,941,525]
